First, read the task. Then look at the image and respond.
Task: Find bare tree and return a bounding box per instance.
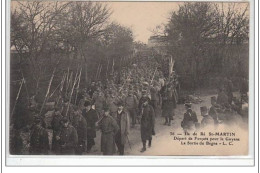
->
[56,1,111,85]
[11,1,69,94]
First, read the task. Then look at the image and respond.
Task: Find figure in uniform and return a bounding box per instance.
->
[97,105,119,155]
[181,103,198,132]
[58,117,78,155]
[82,100,98,153]
[29,116,49,155]
[161,84,177,126]
[114,101,130,155]
[200,106,214,128]
[125,89,138,127]
[140,97,155,153]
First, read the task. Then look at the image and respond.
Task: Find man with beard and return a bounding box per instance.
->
[82,100,99,153]
[115,101,130,155]
[140,97,155,153]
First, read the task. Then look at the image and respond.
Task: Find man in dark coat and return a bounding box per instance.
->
[82,100,99,153]
[58,117,78,155]
[71,106,88,155]
[98,105,119,155]
[181,103,198,132]
[29,116,50,155]
[51,108,63,154]
[161,84,177,126]
[140,97,155,152]
[115,101,130,155]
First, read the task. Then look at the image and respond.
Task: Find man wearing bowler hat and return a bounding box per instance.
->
[82,100,98,153]
[115,100,130,155]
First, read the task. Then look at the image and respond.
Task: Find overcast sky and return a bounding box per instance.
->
[11,1,249,44]
[108,2,181,43]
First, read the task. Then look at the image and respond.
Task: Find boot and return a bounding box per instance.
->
[164,117,168,125]
[148,140,152,148]
[140,141,146,152]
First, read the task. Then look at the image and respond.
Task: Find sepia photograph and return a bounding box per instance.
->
[8,0,251,160]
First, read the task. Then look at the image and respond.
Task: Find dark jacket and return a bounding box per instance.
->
[181,109,198,129]
[140,104,155,141]
[59,124,78,155]
[29,125,49,155]
[82,108,98,139]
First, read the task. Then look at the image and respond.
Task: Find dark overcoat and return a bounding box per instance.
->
[161,88,176,118]
[30,125,49,155]
[140,104,155,141]
[59,125,78,155]
[82,109,98,139]
[181,109,198,129]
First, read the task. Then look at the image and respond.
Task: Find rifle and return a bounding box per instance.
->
[39,58,60,115]
[11,78,24,118]
[65,68,79,117]
[74,67,82,105]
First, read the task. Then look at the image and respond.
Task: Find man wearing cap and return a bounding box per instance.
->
[181,103,198,132]
[98,105,119,155]
[200,106,214,128]
[140,97,155,152]
[58,117,78,155]
[29,116,50,155]
[125,89,138,127]
[115,101,130,155]
[82,100,99,153]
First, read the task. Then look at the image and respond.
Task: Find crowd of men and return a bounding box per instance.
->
[11,57,248,155]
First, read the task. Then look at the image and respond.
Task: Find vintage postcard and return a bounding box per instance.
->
[6,0,254,166]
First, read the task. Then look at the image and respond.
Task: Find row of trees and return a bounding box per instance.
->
[11,1,134,97]
[153,2,249,89]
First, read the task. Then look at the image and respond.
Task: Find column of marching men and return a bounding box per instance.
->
[25,57,181,155]
[15,57,246,155]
